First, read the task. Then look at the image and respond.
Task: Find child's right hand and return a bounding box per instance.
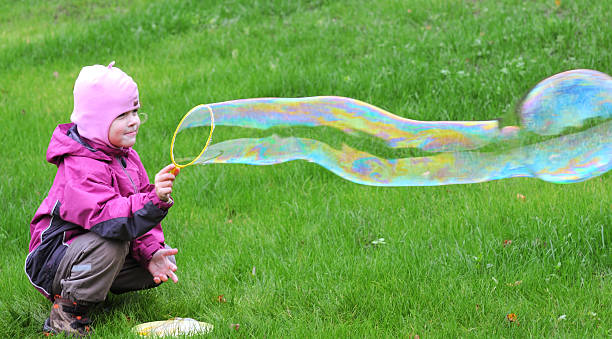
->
[148,247,179,284]
[155,164,179,202]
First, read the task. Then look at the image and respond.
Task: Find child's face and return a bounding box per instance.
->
[108,109,140,148]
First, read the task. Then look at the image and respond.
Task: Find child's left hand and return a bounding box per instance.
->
[155,164,179,202]
[148,248,179,284]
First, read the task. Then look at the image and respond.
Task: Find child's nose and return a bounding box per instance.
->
[128,113,140,125]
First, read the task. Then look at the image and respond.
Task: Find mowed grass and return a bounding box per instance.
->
[1,0,610,337]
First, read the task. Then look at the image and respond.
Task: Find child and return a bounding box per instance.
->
[25,61,180,337]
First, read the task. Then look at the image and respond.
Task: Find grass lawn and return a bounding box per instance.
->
[1,0,610,337]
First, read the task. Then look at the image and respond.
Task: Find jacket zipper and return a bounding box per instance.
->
[117,156,139,193]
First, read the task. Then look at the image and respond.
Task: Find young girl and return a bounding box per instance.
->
[25,61,180,337]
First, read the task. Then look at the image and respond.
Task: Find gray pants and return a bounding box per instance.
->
[51,232,175,303]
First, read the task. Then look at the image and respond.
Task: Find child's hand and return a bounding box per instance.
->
[148,247,179,284]
[155,164,179,202]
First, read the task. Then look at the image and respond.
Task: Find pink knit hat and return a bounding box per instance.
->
[70,61,140,146]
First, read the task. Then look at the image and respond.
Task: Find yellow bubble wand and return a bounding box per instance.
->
[170,105,215,175]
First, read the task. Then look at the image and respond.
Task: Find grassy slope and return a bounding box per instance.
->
[0,0,610,337]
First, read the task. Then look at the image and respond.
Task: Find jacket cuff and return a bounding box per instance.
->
[149,191,173,210]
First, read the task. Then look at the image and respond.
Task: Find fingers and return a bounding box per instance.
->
[163,164,179,178]
[158,248,178,257]
[169,271,179,283]
[155,173,176,187]
[150,250,179,285]
[156,172,176,182]
[155,165,178,185]
[155,166,179,201]
[153,270,178,284]
[161,163,176,173]
[156,183,174,198]
[156,187,172,196]
[156,188,172,201]
[154,273,169,283]
[155,178,174,202]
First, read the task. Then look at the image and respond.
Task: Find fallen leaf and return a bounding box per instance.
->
[503,239,512,247]
[516,193,526,200]
[217,295,226,303]
[231,323,240,330]
[506,280,522,287]
[506,313,517,323]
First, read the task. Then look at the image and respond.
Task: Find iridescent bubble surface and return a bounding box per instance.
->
[178,96,509,152]
[173,69,611,186]
[520,69,612,135]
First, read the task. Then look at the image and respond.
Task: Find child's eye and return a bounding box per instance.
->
[117,110,138,119]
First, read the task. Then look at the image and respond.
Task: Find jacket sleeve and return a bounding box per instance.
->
[131,224,165,268]
[130,151,167,267]
[132,150,156,193]
[59,156,173,241]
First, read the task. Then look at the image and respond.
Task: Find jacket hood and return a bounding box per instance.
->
[70,61,140,147]
[47,123,130,166]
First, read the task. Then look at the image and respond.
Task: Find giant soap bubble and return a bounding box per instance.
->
[171,69,611,186]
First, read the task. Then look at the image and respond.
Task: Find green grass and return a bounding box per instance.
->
[1,0,610,337]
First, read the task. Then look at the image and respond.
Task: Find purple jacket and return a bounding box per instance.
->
[25,123,173,300]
